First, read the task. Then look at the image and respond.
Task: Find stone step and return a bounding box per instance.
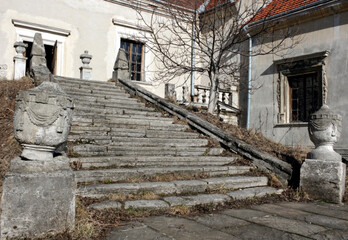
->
[72,96,141,106]
[69,137,208,147]
[88,187,283,210]
[78,176,267,198]
[73,115,174,124]
[75,166,252,183]
[58,81,123,91]
[73,98,144,108]
[73,103,156,113]
[70,156,237,168]
[61,85,125,95]
[56,76,119,87]
[73,106,162,117]
[70,124,188,133]
[71,145,223,156]
[68,129,199,139]
[63,90,132,101]
[74,101,145,111]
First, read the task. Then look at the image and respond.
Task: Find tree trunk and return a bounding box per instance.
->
[207,74,218,114]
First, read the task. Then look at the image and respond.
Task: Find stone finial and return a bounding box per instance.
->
[112,48,130,81]
[307,105,342,161]
[80,50,92,67]
[13,82,74,161]
[30,33,46,68]
[80,50,92,80]
[14,41,28,57]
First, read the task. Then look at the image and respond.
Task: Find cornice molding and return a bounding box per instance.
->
[12,19,70,36]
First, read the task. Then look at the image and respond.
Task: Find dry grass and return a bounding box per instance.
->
[0,77,34,187]
[184,105,310,165]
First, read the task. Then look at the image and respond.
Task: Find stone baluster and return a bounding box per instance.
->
[222,92,226,104]
[202,89,207,104]
[228,92,233,105]
[300,105,346,203]
[80,50,92,80]
[13,41,28,80]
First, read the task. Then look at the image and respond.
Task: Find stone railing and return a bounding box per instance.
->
[192,85,235,107]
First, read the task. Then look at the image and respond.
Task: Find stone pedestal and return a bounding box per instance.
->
[80,66,92,80]
[14,56,27,80]
[0,156,75,239]
[300,159,346,203]
[300,105,345,203]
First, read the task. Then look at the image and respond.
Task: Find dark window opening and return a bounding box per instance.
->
[288,72,322,122]
[120,39,144,81]
[24,41,56,75]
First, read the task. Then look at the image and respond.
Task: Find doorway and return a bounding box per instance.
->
[24,41,57,75]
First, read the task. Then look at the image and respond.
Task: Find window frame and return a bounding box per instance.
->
[120,39,144,82]
[275,51,329,124]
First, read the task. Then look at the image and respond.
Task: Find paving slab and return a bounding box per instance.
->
[107,202,348,240]
[278,202,348,221]
[142,216,237,240]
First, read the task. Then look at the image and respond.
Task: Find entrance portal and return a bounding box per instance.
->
[24,41,57,75]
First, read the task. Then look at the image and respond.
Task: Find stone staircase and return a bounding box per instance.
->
[56,76,282,210]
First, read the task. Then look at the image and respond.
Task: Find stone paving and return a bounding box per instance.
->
[107,202,348,240]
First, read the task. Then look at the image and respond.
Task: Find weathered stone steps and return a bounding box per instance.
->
[78,176,268,198]
[68,129,199,139]
[72,116,174,125]
[88,186,283,210]
[70,137,209,147]
[70,124,188,133]
[59,77,279,211]
[72,144,223,157]
[73,106,161,116]
[70,156,237,168]
[75,165,252,183]
[56,76,119,87]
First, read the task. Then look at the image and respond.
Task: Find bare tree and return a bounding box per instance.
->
[134,0,298,113]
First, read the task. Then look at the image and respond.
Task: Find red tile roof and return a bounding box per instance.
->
[205,0,230,10]
[250,0,321,23]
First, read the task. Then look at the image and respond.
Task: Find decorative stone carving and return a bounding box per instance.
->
[300,105,346,203]
[80,50,92,80]
[13,82,74,161]
[307,105,342,161]
[13,41,28,80]
[113,48,129,81]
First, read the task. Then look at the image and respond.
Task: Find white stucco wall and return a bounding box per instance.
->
[0,0,193,98]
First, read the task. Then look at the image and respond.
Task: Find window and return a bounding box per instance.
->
[288,72,322,122]
[120,39,144,81]
[276,51,329,124]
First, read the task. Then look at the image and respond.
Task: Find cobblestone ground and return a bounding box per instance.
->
[107,202,348,240]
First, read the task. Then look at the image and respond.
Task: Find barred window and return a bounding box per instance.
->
[288,72,322,122]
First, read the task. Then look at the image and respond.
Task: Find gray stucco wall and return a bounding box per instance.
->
[248,11,348,151]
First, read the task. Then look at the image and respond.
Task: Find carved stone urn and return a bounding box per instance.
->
[14,41,28,57]
[80,50,92,67]
[307,105,342,161]
[13,82,74,161]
